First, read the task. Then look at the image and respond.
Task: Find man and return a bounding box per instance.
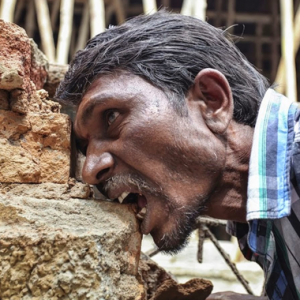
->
[55,11,300,300]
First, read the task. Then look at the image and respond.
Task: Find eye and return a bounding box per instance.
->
[106,110,120,126]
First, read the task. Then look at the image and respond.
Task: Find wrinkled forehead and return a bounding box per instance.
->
[74,72,171,133]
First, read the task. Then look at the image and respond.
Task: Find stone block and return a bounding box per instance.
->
[0,194,144,299]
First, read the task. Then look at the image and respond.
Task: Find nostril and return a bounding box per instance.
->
[82,151,114,185]
[96,168,110,181]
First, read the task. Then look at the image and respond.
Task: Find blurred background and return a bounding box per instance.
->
[1,0,299,295]
[0,0,299,102]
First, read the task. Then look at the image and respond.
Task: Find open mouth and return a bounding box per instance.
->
[116,192,148,221]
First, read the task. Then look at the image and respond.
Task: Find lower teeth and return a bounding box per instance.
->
[136,207,147,220]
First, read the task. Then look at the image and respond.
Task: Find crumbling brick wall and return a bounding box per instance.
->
[0,20,212,300]
[0,20,70,183]
[0,20,145,300]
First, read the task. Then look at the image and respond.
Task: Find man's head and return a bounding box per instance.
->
[56,11,269,253]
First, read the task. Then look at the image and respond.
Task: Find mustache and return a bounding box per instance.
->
[98,173,161,198]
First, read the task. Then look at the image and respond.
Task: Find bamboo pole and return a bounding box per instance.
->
[34,0,56,62]
[0,0,17,22]
[275,3,300,98]
[277,0,297,102]
[75,0,90,52]
[194,0,207,21]
[181,0,207,20]
[56,0,74,64]
[142,0,157,14]
[89,0,105,37]
[181,0,193,16]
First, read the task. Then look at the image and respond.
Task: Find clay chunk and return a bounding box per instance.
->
[152,278,213,300]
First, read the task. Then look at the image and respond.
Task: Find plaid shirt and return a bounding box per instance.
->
[227,89,300,300]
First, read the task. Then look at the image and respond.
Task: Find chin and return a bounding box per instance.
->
[151,219,196,255]
[151,196,209,255]
[155,233,191,255]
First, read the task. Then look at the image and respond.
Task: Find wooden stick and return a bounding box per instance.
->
[142,0,157,14]
[275,3,300,97]
[0,0,17,22]
[75,0,90,52]
[276,0,297,102]
[56,0,74,64]
[89,0,106,37]
[34,0,56,62]
[206,11,272,24]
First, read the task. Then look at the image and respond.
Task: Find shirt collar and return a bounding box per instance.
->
[246,89,298,221]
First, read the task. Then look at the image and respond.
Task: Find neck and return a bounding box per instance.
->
[204,121,254,223]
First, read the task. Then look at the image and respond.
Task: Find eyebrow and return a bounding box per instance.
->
[81,94,111,125]
[81,93,123,125]
[80,91,137,126]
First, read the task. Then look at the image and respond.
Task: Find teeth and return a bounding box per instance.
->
[118,192,129,203]
[136,207,147,220]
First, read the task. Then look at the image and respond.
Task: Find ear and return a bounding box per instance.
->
[188,68,233,134]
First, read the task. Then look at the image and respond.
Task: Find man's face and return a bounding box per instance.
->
[74,72,226,253]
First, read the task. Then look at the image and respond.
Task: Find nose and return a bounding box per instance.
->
[82,146,114,185]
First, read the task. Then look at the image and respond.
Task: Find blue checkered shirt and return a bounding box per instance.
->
[227,89,300,300]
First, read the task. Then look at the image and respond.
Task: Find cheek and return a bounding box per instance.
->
[122,116,173,156]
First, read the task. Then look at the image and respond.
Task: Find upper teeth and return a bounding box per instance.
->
[118,192,129,203]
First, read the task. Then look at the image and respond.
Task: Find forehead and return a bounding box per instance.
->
[82,72,152,102]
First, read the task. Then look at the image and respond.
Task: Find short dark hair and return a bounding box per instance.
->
[55,10,269,126]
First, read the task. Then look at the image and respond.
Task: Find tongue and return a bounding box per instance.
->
[137,195,147,209]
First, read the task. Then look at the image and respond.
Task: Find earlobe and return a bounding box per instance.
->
[189,68,233,134]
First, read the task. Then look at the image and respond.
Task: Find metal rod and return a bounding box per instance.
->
[203,225,254,295]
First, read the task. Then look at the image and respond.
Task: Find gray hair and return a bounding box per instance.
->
[55,10,270,126]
